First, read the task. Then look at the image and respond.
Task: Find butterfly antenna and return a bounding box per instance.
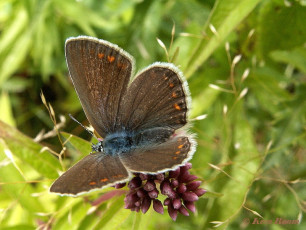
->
[69,114,98,140]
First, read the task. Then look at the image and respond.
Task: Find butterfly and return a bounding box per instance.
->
[50,36,196,196]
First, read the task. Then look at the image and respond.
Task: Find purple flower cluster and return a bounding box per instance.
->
[115,163,206,221]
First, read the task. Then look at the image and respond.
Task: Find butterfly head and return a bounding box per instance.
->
[91,141,104,153]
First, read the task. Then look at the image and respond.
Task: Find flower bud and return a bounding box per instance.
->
[171,179,179,188]
[141,197,151,214]
[136,189,146,198]
[178,206,189,216]
[124,193,138,204]
[139,174,149,181]
[143,180,156,192]
[115,183,126,189]
[134,200,141,207]
[169,167,180,178]
[131,206,140,212]
[168,204,178,221]
[156,173,165,181]
[182,191,198,202]
[148,189,159,199]
[153,199,164,214]
[161,180,176,199]
[128,177,142,189]
[194,188,206,197]
[184,201,196,213]
[172,198,182,210]
[164,198,171,206]
[177,183,187,194]
[186,181,201,191]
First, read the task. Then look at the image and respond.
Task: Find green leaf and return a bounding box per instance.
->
[0,142,45,213]
[0,91,16,126]
[61,132,91,159]
[0,30,32,85]
[257,1,306,60]
[55,0,97,36]
[1,77,31,92]
[205,103,262,229]
[94,196,126,229]
[270,46,306,74]
[0,6,28,55]
[248,67,292,114]
[0,121,61,179]
[184,0,262,77]
[191,88,220,117]
[0,225,35,230]
[99,199,132,229]
[52,199,92,230]
[77,211,101,230]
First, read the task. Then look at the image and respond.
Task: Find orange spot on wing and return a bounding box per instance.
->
[113,174,124,178]
[172,92,177,98]
[98,53,104,59]
[107,55,115,63]
[100,178,108,182]
[173,156,178,160]
[117,62,126,69]
[178,144,184,149]
[169,82,174,88]
[175,151,180,155]
[89,181,97,185]
[174,103,181,110]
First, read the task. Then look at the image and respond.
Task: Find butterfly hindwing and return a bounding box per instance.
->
[50,153,130,196]
[119,135,195,174]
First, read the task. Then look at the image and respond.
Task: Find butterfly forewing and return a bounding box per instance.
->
[120,63,190,132]
[65,36,134,137]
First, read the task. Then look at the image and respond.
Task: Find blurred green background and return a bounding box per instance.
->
[0,0,305,229]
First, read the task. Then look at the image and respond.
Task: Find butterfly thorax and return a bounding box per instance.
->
[91,127,175,155]
[102,131,134,155]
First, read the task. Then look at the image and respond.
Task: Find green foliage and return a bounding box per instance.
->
[0,0,305,229]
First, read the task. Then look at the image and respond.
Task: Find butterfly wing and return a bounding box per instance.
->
[119,63,195,172]
[65,36,134,137]
[50,153,130,196]
[119,135,196,173]
[120,63,190,132]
